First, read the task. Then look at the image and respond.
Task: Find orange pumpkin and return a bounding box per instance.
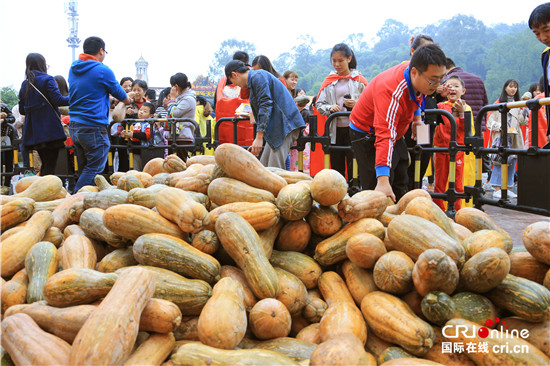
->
[249,298,292,340]
[373,251,415,295]
[345,233,387,269]
[309,169,347,206]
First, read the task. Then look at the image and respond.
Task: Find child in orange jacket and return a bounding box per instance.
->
[433,75,471,211]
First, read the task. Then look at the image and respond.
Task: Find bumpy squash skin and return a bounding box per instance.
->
[220,265,258,310]
[138,266,213,316]
[310,333,375,366]
[387,214,465,266]
[361,291,435,356]
[276,183,313,221]
[420,291,457,326]
[1,268,28,314]
[523,221,550,265]
[103,203,187,241]
[337,190,388,222]
[404,197,459,241]
[1,210,54,277]
[25,241,59,303]
[443,318,550,366]
[307,203,343,237]
[412,249,459,296]
[155,187,210,234]
[314,218,385,266]
[207,177,275,206]
[214,143,288,196]
[486,274,550,322]
[373,251,415,295]
[133,233,221,284]
[509,251,550,284]
[309,169,347,206]
[4,301,97,343]
[1,313,71,366]
[1,198,35,231]
[460,247,510,293]
[207,201,280,232]
[275,267,308,316]
[463,229,513,259]
[123,333,176,366]
[60,234,97,270]
[171,342,299,366]
[43,268,118,307]
[197,277,247,349]
[79,208,131,248]
[269,250,322,290]
[341,260,378,306]
[96,247,137,273]
[69,267,156,366]
[13,175,63,202]
[215,212,279,299]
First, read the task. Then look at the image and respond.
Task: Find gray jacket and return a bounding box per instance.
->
[171,89,197,141]
[316,70,366,144]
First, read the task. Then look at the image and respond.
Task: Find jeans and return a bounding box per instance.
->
[489,158,517,188]
[69,122,110,192]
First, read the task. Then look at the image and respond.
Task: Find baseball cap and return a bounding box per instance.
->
[225,60,248,79]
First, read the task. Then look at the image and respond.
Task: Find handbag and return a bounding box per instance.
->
[29,82,63,123]
[488,135,514,165]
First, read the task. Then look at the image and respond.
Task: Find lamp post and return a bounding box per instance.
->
[65,0,80,63]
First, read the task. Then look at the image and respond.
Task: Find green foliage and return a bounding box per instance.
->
[209,15,544,102]
[0,86,18,109]
[208,39,256,81]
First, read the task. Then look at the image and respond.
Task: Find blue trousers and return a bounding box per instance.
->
[69,122,110,192]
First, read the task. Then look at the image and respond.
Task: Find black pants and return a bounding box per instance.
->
[330,126,354,179]
[350,128,409,201]
[36,148,60,176]
[404,122,435,190]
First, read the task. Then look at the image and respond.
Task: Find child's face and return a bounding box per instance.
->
[132,85,146,101]
[444,79,465,102]
[138,106,153,119]
[532,22,550,47]
[533,87,542,97]
[505,83,518,97]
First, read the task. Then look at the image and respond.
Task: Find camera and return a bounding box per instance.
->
[343,94,352,111]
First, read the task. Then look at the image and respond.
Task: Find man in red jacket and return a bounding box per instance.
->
[349,44,447,201]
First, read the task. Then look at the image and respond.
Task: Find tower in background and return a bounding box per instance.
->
[135,55,149,83]
[65,0,81,62]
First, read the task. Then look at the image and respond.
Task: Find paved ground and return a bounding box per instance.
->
[481,195,549,250]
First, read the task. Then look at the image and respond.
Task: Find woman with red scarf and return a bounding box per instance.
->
[313,43,368,177]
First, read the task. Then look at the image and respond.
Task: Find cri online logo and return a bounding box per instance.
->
[442,318,530,339]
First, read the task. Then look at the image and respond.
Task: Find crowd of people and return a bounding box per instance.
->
[2,3,550,204]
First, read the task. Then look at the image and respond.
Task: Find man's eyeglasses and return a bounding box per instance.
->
[420,72,446,86]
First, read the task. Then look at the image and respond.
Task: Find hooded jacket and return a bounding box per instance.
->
[68,55,127,127]
[18,71,69,148]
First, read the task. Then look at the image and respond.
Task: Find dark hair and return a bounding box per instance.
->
[24,53,48,97]
[225,60,250,79]
[120,76,134,86]
[157,87,172,108]
[196,95,208,106]
[529,3,550,29]
[330,43,357,70]
[233,51,250,65]
[132,79,148,91]
[410,44,446,73]
[499,79,520,103]
[251,55,280,78]
[145,89,156,100]
[170,73,191,90]
[446,57,456,69]
[296,88,305,95]
[528,81,541,94]
[54,75,69,96]
[83,36,105,56]
[410,34,434,53]
[141,102,156,116]
[446,75,465,88]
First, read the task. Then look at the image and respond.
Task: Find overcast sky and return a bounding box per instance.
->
[2,0,545,91]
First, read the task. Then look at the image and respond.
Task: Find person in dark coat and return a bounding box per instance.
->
[18,53,69,176]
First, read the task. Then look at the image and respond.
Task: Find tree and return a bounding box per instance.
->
[0,86,18,109]
[192,75,213,87]
[208,39,256,82]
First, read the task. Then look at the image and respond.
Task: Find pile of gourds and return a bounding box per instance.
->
[1,142,549,366]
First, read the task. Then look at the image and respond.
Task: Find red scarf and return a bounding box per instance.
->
[315,72,369,100]
[79,54,99,62]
